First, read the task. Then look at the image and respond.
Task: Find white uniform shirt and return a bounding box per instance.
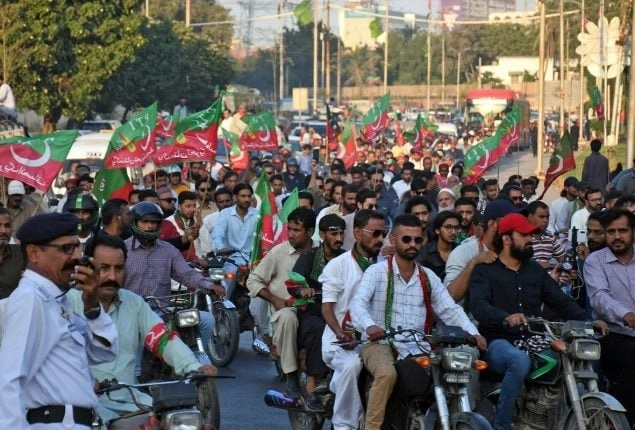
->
[0,269,117,428]
[319,251,364,353]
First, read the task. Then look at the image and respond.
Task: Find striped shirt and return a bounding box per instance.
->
[531,232,565,266]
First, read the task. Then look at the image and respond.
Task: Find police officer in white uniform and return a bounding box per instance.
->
[0,212,118,429]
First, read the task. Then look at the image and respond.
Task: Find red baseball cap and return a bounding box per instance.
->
[498,213,540,235]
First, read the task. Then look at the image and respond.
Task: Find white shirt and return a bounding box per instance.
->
[198,211,220,257]
[391,179,411,202]
[0,82,15,109]
[549,197,575,233]
[351,259,478,359]
[570,207,591,236]
[319,251,365,353]
[0,270,117,428]
[444,236,487,288]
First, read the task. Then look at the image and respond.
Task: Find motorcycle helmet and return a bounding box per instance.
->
[65,193,99,233]
[129,201,164,246]
[166,164,182,175]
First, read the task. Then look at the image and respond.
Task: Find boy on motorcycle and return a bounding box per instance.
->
[351,214,486,430]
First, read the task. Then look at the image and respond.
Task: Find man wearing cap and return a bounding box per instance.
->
[548,176,579,235]
[470,213,586,430]
[444,199,520,302]
[283,157,306,191]
[5,179,44,232]
[0,212,118,428]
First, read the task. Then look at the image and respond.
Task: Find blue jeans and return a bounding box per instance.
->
[484,339,532,430]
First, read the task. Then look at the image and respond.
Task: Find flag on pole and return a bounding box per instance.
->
[293,0,312,26]
[239,111,279,151]
[369,17,384,38]
[404,113,437,149]
[361,93,390,142]
[104,102,157,168]
[152,99,222,165]
[93,166,134,205]
[250,173,277,268]
[0,130,78,192]
[591,86,605,121]
[273,188,299,246]
[222,128,249,171]
[538,131,576,200]
[325,104,340,152]
[336,120,358,169]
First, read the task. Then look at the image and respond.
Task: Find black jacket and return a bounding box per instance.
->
[469,259,586,343]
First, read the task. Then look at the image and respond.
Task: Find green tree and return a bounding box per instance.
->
[97,20,233,117]
[2,0,146,126]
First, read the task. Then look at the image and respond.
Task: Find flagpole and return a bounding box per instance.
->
[313,0,319,115]
[536,0,546,176]
[383,0,389,94]
[627,0,635,165]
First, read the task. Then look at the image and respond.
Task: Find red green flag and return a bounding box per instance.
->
[155,113,177,140]
[591,86,605,121]
[336,120,358,169]
[404,113,437,149]
[538,131,576,200]
[222,128,248,171]
[250,174,277,268]
[361,93,390,142]
[325,104,340,152]
[462,106,521,185]
[93,166,133,205]
[0,130,78,192]
[239,111,279,151]
[253,171,278,217]
[274,188,299,246]
[105,103,157,168]
[394,118,405,146]
[152,99,222,165]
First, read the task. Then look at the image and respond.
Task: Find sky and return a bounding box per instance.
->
[223,0,535,48]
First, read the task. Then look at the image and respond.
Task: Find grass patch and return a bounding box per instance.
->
[572,142,627,179]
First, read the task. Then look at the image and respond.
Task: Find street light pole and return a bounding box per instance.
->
[579,0,585,134]
[185,0,191,27]
[441,33,445,107]
[627,0,635,164]
[383,0,389,94]
[559,0,565,136]
[537,0,546,175]
[312,0,318,114]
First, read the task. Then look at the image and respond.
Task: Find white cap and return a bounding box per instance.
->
[7,180,25,195]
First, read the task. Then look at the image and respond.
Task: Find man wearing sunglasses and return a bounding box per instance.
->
[156,186,176,218]
[0,212,117,428]
[320,209,387,430]
[351,214,486,430]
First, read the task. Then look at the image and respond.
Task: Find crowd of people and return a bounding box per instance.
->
[0,120,634,429]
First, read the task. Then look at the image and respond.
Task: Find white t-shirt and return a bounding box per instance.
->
[0,83,15,109]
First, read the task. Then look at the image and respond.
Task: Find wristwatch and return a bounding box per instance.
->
[84,305,101,320]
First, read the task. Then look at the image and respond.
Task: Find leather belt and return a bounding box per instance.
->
[27,405,94,427]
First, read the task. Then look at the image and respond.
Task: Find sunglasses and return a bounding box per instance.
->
[361,228,388,238]
[160,197,176,203]
[511,197,523,202]
[393,235,425,244]
[40,242,81,255]
[199,188,210,192]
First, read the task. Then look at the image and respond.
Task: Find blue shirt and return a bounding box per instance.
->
[0,270,117,428]
[211,205,258,258]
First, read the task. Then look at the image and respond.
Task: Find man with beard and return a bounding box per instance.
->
[548,177,579,235]
[315,184,357,241]
[477,178,499,214]
[102,198,131,240]
[417,211,460,281]
[470,213,586,430]
[352,214,485,430]
[584,208,635,424]
[570,188,603,233]
[156,186,177,218]
[342,188,376,250]
[454,197,476,243]
[160,191,200,262]
[67,233,216,423]
[0,213,117,428]
[290,215,346,402]
[368,168,399,223]
[320,210,386,430]
[0,207,24,298]
[195,178,215,219]
[405,196,434,246]
[391,162,415,202]
[247,208,316,399]
[198,188,233,257]
[5,180,44,232]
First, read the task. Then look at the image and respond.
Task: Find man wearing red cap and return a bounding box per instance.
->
[469,213,586,430]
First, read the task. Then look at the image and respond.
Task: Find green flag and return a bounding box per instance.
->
[294,0,312,26]
[369,17,384,38]
[93,166,133,205]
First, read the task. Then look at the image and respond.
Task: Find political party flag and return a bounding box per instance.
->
[93,165,134,205]
[361,92,390,142]
[337,120,358,169]
[493,105,522,157]
[155,113,177,140]
[369,17,384,38]
[325,104,340,152]
[293,0,312,26]
[152,99,222,165]
[250,174,277,268]
[105,102,157,168]
[538,131,576,200]
[394,118,405,146]
[239,111,279,151]
[0,130,78,192]
[404,113,437,148]
[591,86,605,121]
[222,128,248,171]
[273,188,299,246]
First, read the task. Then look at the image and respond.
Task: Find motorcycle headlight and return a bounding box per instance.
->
[568,339,600,361]
[209,268,225,282]
[176,309,200,328]
[163,409,202,429]
[442,349,474,371]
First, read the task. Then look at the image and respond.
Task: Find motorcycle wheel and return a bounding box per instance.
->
[450,412,493,430]
[287,410,325,430]
[198,379,221,430]
[209,302,240,367]
[562,398,630,430]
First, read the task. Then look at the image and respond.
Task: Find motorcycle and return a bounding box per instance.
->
[140,293,221,429]
[97,374,216,430]
[264,327,492,430]
[478,317,629,430]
